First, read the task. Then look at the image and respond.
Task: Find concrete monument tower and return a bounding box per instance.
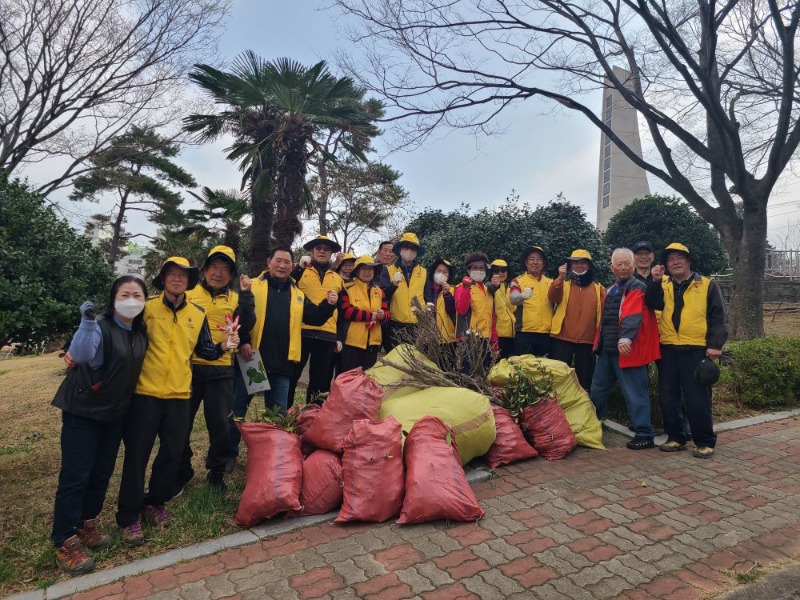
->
[596,66,650,230]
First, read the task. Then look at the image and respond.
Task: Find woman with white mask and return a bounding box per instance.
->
[424,258,457,344]
[52,276,149,575]
[454,252,497,371]
[383,232,427,350]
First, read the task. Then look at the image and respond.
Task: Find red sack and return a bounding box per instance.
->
[294,404,321,455]
[520,398,577,460]
[299,450,343,516]
[484,405,538,469]
[397,416,484,524]
[335,417,404,523]
[235,423,303,527]
[302,368,384,453]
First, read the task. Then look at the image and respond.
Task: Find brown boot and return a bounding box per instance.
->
[77,518,113,550]
[55,535,95,575]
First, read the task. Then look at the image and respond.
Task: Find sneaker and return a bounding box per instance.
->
[626,437,655,450]
[119,518,144,546]
[144,505,171,527]
[224,456,237,474]
[55,535,95,575]
[693,446,715,459]
[659,440,688,453]
[77,518,113,550]
[206,471,227,495]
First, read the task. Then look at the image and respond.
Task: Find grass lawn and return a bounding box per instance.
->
[0,306,798,594]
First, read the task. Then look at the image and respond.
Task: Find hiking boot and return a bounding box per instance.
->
[119,518,144,546]
[626,437,655,450]
[206,471,227,495]
[55,535,95,575]
[224,456,237,474]
[77,518,113,550]
[659,440,688,453]
[693,446,715,459]
[144,505,172,527]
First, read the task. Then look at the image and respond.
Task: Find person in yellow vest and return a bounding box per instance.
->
[227,246,338,465]
[382,232,427,350]
[290,235,345,403]
[454,252,496,371]
[646,243,728,459]
[175,246,240,495]
[509,245,554,356]
[116,257,239,545]
[424,258,456,344]
[488,259,516,358]
[338,256,390,372]
[548,249,606,391]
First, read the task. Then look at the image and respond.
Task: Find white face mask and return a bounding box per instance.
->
[572,267,588,276]
[433,272,448,285]
[115,299,145,319]
[469,270,486,283]
[399,248,417,263]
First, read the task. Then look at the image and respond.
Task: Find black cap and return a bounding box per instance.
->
[693,358,721,387]
[631,241,654,253]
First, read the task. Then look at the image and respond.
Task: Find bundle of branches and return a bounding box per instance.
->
[234,402,314,434]
[380,298,498,399]
[501,361,556,419]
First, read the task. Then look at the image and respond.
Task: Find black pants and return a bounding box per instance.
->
[514,332,551,357]
[550,339,595,391]
[290,337,336,403]
[178,365,233,482]
[658,346,716,448]
[340,345,380,374]
[384,322,416,352]
[116,394,191,527]
[497,337,515,360]
[52,412,125,546]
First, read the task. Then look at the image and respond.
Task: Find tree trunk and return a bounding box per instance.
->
[721,203,767,340]
[317,159,330,235]
[249,193,274,276]
[272,137,308,249]
[109,192,129,268]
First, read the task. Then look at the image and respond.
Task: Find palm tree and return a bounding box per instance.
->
[183,186,250,258]
[185,52,375,270]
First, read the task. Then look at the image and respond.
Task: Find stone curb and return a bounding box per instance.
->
[5,467,492,600]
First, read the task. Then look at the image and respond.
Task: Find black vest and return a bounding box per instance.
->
[599,282,625,354]
[52,317,148,422]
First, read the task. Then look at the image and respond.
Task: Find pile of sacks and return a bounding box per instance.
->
[235,347,605,528]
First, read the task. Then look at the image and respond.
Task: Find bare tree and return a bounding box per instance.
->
[336,0,800,339]
[0,0,230,194]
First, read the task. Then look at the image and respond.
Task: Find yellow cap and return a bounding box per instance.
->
[393,232,426,257]
[490,259,508,268]
[202,245,237,272]
[352,254,383,277]
[153,256,200,291]
[566,249,593,261]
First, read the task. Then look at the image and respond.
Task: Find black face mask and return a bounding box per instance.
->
[569,269,595,287]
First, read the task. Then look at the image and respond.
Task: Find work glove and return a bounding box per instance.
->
[521,288,533,300]
[80,301,96,320]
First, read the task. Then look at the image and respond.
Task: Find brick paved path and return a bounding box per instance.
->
[72,418,800,600]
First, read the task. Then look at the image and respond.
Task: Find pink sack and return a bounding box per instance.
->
[398,415,484,524]
[302,368,384,453]
[484,405,538,469]
[520,398,577,460]
[235,423,303,527]
[294,404,321,455]
[299,450,343,516]
[335,417,404,523]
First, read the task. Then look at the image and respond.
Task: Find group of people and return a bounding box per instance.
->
[49,232,727,576]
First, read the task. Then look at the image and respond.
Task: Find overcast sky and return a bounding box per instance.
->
[29,1,800,253]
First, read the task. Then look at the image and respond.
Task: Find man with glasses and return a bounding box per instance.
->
[290,235,345,403]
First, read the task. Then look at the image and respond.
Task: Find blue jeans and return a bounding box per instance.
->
[590,351,655,438]
[228,372,291,457]
[52,412,125,546]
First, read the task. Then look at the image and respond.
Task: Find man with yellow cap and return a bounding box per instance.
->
[382,232,427,350]
[549,249,606,390]
[290,235,345,403]
[116,256,239,545]
[509,245,554,356]
[177,246,241,495]
[646,243,728,459]
[488,259,515,358]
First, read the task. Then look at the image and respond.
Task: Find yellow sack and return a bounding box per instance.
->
[365,344,438,401]
[380,387,496,465]
[489,356,606,450]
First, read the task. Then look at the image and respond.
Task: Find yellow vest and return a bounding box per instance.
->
[187,285,238,367]
[296,266,343,335]
[387,263,427,323]
[493,283,516,338]
[456,283,494,338]
[514,273,554,333]
[550,280,602,336]
[436,292,456,343]
[136,294,206,400]
[250,275,304,361]
[343,280,384,350]
[658,276,711,346]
